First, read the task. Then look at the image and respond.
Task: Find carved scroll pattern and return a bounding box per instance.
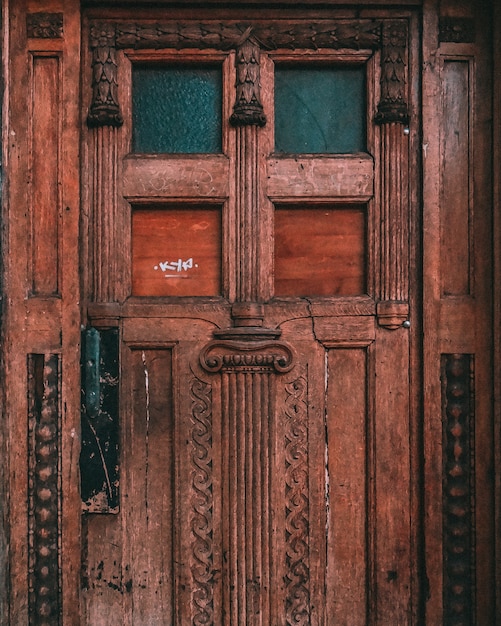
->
[442,354,475,625]
[28,354,61,626]
[190,377,214,626]
[284,376,310,626]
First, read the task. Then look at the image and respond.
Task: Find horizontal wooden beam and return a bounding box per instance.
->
[266,155,373,201]
[123,155,229,199]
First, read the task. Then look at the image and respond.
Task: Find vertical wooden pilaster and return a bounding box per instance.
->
[375,20,410,329]
[201,340,294,625]
[3,1,82,622]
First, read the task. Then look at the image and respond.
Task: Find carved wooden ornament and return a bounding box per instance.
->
[87,19,408,129]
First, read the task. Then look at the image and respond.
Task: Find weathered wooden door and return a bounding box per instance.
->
[79,10,419,625]
[5,1,498,625]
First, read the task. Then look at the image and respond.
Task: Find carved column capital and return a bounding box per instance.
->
[87,23,123,128]
[230,37,266,127]
[200,340,294,374]
[375,20,409,125]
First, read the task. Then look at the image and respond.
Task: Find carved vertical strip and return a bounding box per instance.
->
[190,378,214,626]
[91,126,122,301]
[30,55,60,296]
[222,369,272,624]
[375,21,409,125]
[375,20,410,329]
[235,125,260,302]
[201,343,293,624]
[28,354,61,626]
[442,354,475,625]
[376,122,409,329]
[284,376,310,626]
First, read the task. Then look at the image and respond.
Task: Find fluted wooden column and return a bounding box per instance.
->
[201,340,294,624]
[375,20,410,329]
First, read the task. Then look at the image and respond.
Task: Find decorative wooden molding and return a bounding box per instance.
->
[113,20,382,52]
[87,24,123,128]
[27,13,63,39]
[375,21,409,125]
[230,39,266,127]
[442,354,475,624]
[88,19,383,128]
[284,376,310,624]
[439,18,475,44]
[201,339,294,374]
[190,377,214,625]
[200,335,295,622]
[28,354,61,626]
[90,126,124,301]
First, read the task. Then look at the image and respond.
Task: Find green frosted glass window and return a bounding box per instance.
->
[132,66,222,153]
[275,66,366,154]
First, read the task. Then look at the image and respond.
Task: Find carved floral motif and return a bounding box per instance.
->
[27,13,63,39]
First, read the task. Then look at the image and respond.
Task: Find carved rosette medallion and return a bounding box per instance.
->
[442,354,475,625]
[28,354,61,626]
[190,377,214,625]
[284,376,310,625]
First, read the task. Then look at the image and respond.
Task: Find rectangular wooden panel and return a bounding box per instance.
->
[30,55,60,295]
[326,348,368,622]
[124,347,175,624]
[274,205,366,296]
[123,156,229,199]
[267,155,373,200]
[132,206,221,296]
[440,59,472,297]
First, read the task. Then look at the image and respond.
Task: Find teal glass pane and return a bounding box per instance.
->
[132,66,222,153]
[275,66,366,154]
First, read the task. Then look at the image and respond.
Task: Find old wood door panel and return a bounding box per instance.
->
[80,10,417,625]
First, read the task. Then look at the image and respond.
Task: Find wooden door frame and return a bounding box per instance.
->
[0,0,499,624]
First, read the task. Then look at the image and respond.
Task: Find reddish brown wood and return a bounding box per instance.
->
[3,2,499,625]
[132,207,222,296]
[30,54,60,295]
[274,205,366,296]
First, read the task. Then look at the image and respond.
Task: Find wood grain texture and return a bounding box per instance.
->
[267,156,373,201]
[123,156,229,199]
[30,54,60,296]
[326,348,368,623]
[274,205,366,297]
[440,59,472,297]
[132,207,222,296]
